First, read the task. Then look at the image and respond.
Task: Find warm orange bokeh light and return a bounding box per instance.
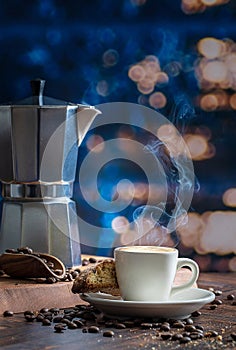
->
[223,188,236,207]
[229,93,236,109]
[149,92,167,109]
[200,94,219,111]
[128,65,146,82]
[86,135,105,153]
[198,37,224,59]
[184,134,208,160]
[202,61,228,83]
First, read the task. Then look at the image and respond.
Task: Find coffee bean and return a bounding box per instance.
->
[5,248,18,253]
[53,316,64,323]
[66,273,73,281]
[25,314,36,322]
[54,323,67,333]
[185,318,194,325]
[115,323,126,329]
[73,319,85,328]
[185,325,196,332]
[36,315,44,322]
[71,271,79,279]
[88,326,100,333]
[227,294,235,300]
[214,290,222,296]
[214,299,223,305]
[191,310,201,317]
[67,322,78,329]
[40,308,49,313]
[160,324,170,332]
[179,336,191,344]
[210,304,217,310]
[89,257,97,263]
[82,327,88,333]
[103,330,114,337]
[195,325,204,331]
[54,269,63,276]
[3,310,14,317]
[82,259,89,266]
[232,301,236,306]
[74,268,81,273]
[182,332,191,337]
[230,333,236,341]
[42,318,51,326]
[204,330,218,337]
[161,333,172,340]
[24,310,34,316]
[172,321,185,329]
[17,247,33,254]
[171,333,183,341]
[49,308,60,314]
[61,319,71,325]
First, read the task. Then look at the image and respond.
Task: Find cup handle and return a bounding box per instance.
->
[170,258,199,297]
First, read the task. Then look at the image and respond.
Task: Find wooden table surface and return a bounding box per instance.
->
[0,272,235,349]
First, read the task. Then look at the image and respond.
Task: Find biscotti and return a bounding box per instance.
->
[72,259,120,296]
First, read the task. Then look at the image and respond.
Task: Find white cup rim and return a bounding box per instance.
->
[114,246,177,254]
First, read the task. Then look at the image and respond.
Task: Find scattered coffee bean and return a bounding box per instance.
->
[214,299,223,305]
[184,324,196,332]
[88,325,100,333]
[182,331,191,337]
[230,333,236,341]
[3,310,14,317]
[67,321,78,329]
[195,325,204,331]
[103,330,114,337]
[42,318,51,326]
[17,247,33,254]
[227,294,235,300]
[24,310,34,316]
[54,323,67,333]
[115,323,126,329]
[82,259,89,266]
[25,314,36,322]
[54,269,63,276]
[185,318,194,325]
[191,310,201,317]
[71,271,79,279]
[49,308,60,314]
[160,324,170,331]
[161,333,172,340]
[210,304,217,310]
[204,330,218,337]
[5,248,18,253]
[36,315,44,322]
[123,320,135,327]
[53,316,64,323]
[214,290,222,296]
[89,257,97,263]
[179,336,191,344]
[82,327,88,333]
[171,333,183,341]
[40,308,49,313]
[73,319,85,328]
[172,321,185,329]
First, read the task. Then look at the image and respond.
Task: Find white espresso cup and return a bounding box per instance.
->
[114,246,199,302]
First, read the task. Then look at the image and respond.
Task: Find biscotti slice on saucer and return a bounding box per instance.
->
[72,259,120,296]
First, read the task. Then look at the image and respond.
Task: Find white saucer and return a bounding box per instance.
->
[80,288,215,319]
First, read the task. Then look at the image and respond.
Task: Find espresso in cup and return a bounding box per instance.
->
[114,246,199,302]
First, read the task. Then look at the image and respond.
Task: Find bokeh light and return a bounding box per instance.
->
[86,135,105,153]
[112,216,130,234]
[149,91,167,109]
[222,188,236,207]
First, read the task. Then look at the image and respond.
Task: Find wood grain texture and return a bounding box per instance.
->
[0,273,235,350]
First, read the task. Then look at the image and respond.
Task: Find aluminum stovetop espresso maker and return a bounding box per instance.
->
[0,79,100,267]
